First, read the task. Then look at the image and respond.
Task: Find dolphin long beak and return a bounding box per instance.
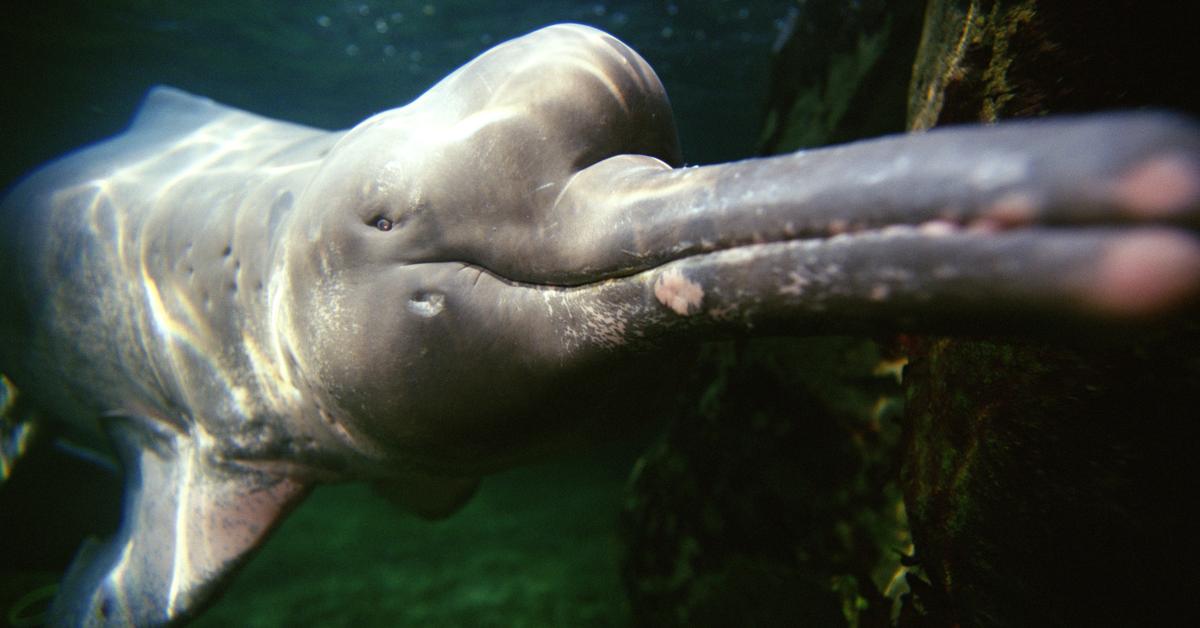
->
[526,112,1200,341]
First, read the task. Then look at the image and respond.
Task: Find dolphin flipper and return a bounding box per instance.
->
[371,473,481,520]
[51,415,310,626]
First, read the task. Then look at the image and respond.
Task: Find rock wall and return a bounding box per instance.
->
[622,2,1200,626]
[903,1,1200,626]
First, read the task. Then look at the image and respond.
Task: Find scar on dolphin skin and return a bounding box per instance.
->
[1,22,1199,627]
[654,268,704,315]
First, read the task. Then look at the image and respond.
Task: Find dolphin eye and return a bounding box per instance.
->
[373,217,393,231]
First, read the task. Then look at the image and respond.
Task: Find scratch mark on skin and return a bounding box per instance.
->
[654,268,704,315]
[779,271,809,296]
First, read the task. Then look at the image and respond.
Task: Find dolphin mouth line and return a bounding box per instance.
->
[409,215,1200,327]
[432,219,1200,293]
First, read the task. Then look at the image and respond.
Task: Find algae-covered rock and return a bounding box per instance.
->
[758,0,924,153]
[622,338,909,627]
[624,2,1200,626]
[620,3,928,625]
[910,0,1197,128]
[901,1,1200,626]
[902,335,1200,626]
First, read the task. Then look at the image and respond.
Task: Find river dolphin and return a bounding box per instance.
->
[2,24,1199,626]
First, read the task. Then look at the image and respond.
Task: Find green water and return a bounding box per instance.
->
[197,445,640,627]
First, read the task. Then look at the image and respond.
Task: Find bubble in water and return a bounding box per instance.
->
[611,11,628,25]
[374,18,387,33]
[345,43,360,56]
[737,7,750,19]
[315,15,331,28]
[661,26,674,38]
[423,3,435,16]
[357,3,370,16]
[480,33,493,45]
[592,4,606,16]
[383,44,396,57]
[390,11,404,23]
[666,3,679,16]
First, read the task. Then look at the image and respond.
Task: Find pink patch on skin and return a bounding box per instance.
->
[981,192,1039,228]
[965,192,1040,233]
[654,268,704,316]
[1114,155,1200,218]
[918,220,958,236]
[1090,230,1200,316]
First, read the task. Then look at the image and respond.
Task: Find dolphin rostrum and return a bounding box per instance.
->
[2,24,1199,626]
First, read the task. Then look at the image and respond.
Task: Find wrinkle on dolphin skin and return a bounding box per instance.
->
[1,23,1199,626]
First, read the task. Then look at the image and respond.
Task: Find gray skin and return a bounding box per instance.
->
[1,24,1199,626]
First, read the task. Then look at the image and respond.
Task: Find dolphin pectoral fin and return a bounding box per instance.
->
[371,473,482,520]
[51,415,310,627]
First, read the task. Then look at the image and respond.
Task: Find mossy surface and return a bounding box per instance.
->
[620,4,929,624]
[901,334,1200,626]
[622,338,911,627]
[902,2,1200,625]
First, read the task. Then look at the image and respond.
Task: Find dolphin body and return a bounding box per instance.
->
[2,24,1199,625]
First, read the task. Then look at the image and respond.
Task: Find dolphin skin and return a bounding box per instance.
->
[2,24,1199,625]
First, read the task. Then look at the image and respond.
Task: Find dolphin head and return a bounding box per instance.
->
[273,25,1200,475]
[274,25,687,472]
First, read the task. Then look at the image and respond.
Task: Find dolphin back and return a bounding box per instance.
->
[127,86,234,135]
[0,85,337,626]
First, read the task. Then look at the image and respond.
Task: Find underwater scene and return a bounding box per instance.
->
[1,1,1198,626]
